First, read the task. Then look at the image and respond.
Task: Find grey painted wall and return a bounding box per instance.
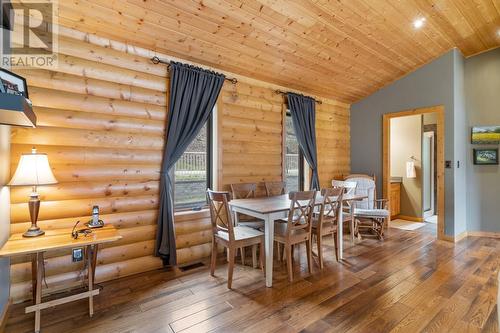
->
[465,48,500,232]
[453,51,468,236]
[351,49,465,236]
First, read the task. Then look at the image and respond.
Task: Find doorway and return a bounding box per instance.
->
[423,131,435,219]
[383,106,445,240]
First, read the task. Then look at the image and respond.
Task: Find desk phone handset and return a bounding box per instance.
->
[86,205,104,228]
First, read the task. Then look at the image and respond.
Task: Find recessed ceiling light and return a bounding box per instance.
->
[413,17,426,29]
[497,29,500,37]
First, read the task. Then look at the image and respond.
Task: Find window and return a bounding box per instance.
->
[285,112,305,192]
[174,116,213,210]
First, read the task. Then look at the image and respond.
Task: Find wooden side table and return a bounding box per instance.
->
[0,225,121,333]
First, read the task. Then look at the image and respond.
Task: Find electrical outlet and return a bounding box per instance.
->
[72,248,84,262]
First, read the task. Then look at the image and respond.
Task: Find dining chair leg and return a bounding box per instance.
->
[333,232,339,262]
[210,238,217,276]
[252,245,257,268]
[286,244,293,282]
[317,234,324,269]
[227,247,235,289]
[350,216,355,243]
[240,247,245,266]
[306,239,313,274]
[276,243,281,262]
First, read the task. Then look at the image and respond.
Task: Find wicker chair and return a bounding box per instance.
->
[207,190,264,289]
[345,174,390,240]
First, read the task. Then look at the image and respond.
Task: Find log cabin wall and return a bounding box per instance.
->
[8,27,350,302]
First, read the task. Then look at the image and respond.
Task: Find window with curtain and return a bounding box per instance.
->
[174,116,213,210]
[285,111,305,191]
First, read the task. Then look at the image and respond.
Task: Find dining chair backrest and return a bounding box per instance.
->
[344,174,376,209]
[264,181,287,197]
[332,180,357,195]
[318,187,344,224]
[207,190,234,242]
[287,191,316,234]
[230,183,257,199]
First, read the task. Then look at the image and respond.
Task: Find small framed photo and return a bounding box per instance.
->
[473,148,498,165]
[0,68,29,98]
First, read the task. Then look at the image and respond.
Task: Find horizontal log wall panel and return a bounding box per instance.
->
[10,180,159,203]
[57,36,167,77]
[32,54,166,92]
[11,127,164,150]
[29,87,166,121]
[33,107,165,134]
[14,69,166,106]
[219,81,284,190]
[316,101,351,188]
[9,27,350,302]
[10,195,159,223]
[11,145,162,165]
[10,210,158,235]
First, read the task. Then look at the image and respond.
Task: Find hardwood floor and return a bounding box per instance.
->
[5,224,499,333]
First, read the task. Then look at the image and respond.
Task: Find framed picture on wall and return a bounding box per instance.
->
[471,126,500,144]
[0,68,29,98]
[473,148,499,165]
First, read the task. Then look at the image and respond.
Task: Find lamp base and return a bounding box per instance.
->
[23,226,45,237]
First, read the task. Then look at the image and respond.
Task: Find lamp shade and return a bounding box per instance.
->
[9,149,57,186]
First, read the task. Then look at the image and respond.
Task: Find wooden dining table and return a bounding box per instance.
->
[229,192,367,287]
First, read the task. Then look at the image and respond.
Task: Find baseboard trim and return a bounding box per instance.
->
[0,298,12,333]
[440,231,468,243]
[394,215,424,222]
[441,230,498,243]
[467,231,500,238]
[455,231,468,242]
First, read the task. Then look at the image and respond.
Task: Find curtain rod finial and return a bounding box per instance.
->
[151,56,160,64]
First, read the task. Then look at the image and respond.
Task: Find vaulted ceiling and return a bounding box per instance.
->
[58,0,500,103]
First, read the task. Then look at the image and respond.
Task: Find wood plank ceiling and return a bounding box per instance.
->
[57,0,500,103]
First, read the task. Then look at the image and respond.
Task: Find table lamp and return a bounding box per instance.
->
[8,148,57,237]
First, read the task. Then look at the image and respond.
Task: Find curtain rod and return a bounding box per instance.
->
[151,56,238,84]
[275,89,322,104]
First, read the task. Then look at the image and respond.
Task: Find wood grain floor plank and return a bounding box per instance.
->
[5,225,500,333]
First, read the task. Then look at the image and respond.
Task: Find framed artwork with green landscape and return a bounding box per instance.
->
[471,126,500,144]
[473,148,498,165]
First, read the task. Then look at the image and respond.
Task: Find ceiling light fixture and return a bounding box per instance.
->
[413,17,426,29]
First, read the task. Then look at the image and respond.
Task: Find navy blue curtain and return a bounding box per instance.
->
[287,92,320,190]
[156,62,225,266]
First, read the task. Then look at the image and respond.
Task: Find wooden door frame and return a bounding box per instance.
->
[382,105,445,240]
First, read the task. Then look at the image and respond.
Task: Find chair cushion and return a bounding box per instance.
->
[354,208,390,217]
[217,226,263,242]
